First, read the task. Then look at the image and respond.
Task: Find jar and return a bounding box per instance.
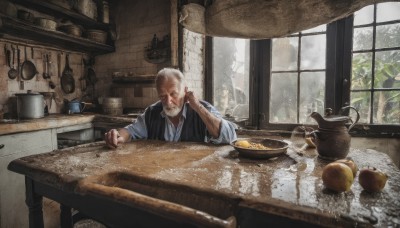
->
[101,0,109,24]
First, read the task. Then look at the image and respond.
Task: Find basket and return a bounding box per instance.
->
[59,24,83,37]
[86,29,107,44]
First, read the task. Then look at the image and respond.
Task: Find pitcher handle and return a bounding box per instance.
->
[339,106,360,131]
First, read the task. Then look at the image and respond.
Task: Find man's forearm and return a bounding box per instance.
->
[194,105,221,138]
[117,128,131,143]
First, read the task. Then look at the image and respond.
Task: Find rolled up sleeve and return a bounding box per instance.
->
[207,119,237,144]
[205,105,237,144]
[124,113,148,140]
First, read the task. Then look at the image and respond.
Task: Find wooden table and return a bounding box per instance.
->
[8,140,400,227]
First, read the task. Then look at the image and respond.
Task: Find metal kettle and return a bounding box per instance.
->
[309,106,360,160]
[67,100,86,114]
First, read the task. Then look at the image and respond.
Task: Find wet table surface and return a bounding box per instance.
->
[8,140,400,227]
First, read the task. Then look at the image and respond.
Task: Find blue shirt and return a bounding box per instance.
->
[125,103,237,144]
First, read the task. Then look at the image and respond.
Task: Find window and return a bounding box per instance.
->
[351,3,400,125]
[206,2,400,135]
[270,25,326,124]
[212,38,250,121]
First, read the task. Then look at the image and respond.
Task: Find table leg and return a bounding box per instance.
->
[60,204,73,228]
[25,177,44,228]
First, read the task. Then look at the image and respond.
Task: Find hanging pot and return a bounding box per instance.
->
[16,91,44,119]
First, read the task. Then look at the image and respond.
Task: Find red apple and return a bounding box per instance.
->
[358,167,388,192]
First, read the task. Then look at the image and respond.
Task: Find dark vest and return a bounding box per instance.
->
[144,101,211,142]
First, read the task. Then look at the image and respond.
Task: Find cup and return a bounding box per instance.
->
[290,126,316,152]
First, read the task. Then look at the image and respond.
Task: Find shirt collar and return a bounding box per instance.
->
[160,103,187,119]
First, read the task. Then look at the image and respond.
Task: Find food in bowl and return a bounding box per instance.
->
[235,140,251,148]
[235,140,272,150]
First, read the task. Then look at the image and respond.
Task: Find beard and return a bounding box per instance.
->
[163,103,183,117]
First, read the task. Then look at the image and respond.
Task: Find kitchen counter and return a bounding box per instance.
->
[0,114,96,136]
[0,114,136,136]
[8,140,400,227]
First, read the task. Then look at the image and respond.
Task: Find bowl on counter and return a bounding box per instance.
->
[231,138,289,159]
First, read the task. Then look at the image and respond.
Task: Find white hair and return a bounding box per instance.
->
[155,68,186,93]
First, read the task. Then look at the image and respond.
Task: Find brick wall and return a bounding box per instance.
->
[0,40,86,115]
[182,28,205,99]
[94,0,171,109]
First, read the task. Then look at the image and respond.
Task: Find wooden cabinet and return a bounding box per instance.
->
[0,130,57,228]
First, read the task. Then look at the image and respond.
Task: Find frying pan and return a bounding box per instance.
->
[21,46,37,80]
[61,54,75,94]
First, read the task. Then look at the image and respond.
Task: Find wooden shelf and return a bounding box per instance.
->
[0,16,114,55]
[12,0,109,30]
[112,76,156,83]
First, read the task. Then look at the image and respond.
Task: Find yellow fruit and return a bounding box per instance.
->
[235,140,251,148]
[305,137,316,148]
[335,159,358,178]
[359,167,388,192]
[322,163,354,192]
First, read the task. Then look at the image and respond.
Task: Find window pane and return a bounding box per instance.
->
[300,34,326,70]
[350,91,371,124]
[377,2,400,23]
[270,73,297,123]
[354,5,374,26]
[376,23,400,49]
[302,24,326,34]
[352,53,373,90]
[272,37,298,71]
[374,50,400,89]
[299,72,325,124]
[373,91,400,124]
[213,37,250,119]
[353,27,373,51]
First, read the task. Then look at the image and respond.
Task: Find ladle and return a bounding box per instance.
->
[8,45,18,79]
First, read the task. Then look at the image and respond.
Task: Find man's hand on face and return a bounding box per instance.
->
[184,87,202,111]
[105,129,124,149]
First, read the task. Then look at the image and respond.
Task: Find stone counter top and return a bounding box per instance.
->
[0,114,136,136]
[8,140,400,227]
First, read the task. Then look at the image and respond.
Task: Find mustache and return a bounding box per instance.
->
[164,104,178,109]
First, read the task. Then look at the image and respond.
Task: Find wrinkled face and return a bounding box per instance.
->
[157,77,185,117]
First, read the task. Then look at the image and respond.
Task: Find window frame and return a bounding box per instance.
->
[205,14,400,137]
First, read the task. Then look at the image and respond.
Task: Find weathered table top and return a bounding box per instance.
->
[8,140,400,227]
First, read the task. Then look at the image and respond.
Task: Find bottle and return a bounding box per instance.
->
[151,34,158,49]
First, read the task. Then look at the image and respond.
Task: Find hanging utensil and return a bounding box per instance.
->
[61,53,75,94]
[80,57,87,91]
[43,53,50,79]
[7,45,18,80]
[31,47,40,81]
[17,46,20,81]
[57,52,61,78]
[21,46,38,80]
[48,53,56,89]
